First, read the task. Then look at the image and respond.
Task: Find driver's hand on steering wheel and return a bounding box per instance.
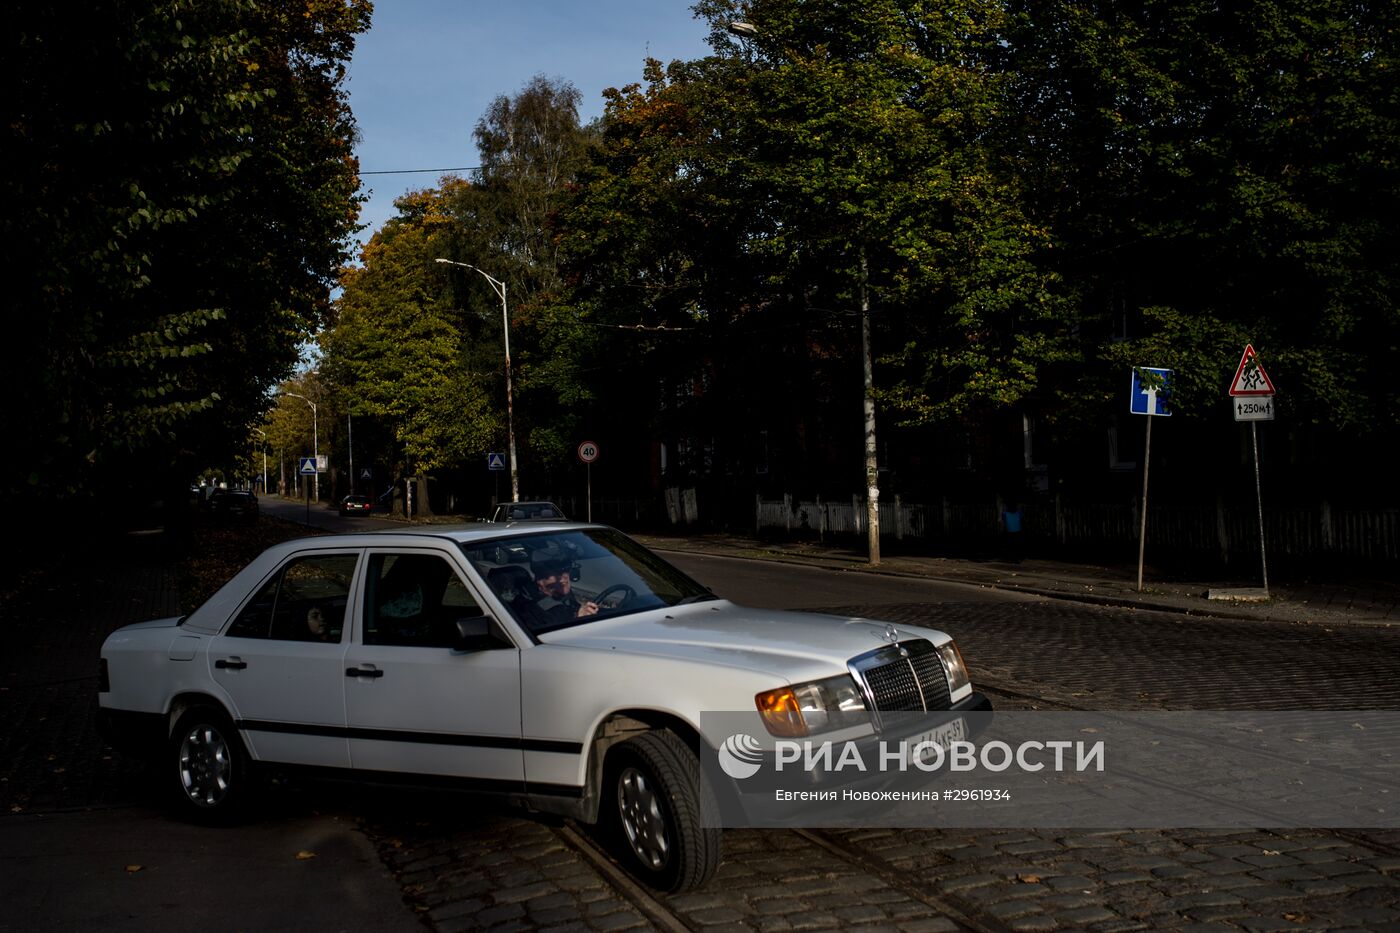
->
[576,600,600,618]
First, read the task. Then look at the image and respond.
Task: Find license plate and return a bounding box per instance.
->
[906,717,967,766]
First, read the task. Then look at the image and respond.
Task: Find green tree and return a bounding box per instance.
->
[3,0,370,517]
[441,76,597,479]
[709,0,1071,425]
[321,184,497,503]
[264,370,326,495]
[1003,1,1400,434]
[558,1,1070,503]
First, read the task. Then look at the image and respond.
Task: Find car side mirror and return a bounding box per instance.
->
[453,615,512,652]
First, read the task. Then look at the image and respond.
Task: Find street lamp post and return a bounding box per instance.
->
[435,258,519,502]
[284,392,319,503]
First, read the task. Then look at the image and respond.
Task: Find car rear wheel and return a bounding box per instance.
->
[608,730,721,892]
[170,705,249,821]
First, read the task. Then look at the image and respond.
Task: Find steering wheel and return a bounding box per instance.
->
[593,583,637,609]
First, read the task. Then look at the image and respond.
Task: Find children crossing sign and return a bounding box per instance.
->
[1228,344,1276,397]
[1227,343,1275,599]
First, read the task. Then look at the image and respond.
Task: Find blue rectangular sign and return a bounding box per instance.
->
[1130,367,1173,417]
[487,452,506,471]
[298,457,318,475]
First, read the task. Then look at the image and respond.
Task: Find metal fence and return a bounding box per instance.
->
[750,494,1400,567]
[552,488,1397,567]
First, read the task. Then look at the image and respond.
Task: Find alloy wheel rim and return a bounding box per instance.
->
[617,766,670,870]
[179,723,231,806]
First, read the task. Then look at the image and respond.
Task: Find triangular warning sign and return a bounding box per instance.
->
[1228,344,1276,397]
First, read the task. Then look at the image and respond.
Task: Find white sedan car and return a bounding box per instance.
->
[99,523,989,891]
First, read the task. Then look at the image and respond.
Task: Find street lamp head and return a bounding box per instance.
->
[283,390,315,411]
[727,21,757,37]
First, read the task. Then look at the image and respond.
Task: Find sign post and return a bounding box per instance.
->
[1129,368,1173,592]
[298,457,318,525]
[577,441,599,522]
[1229,344,1276,598]
[487,452,506,509]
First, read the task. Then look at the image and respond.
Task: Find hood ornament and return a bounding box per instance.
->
[881,624,910,657]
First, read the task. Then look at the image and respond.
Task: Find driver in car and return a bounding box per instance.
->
[531,555,599,625]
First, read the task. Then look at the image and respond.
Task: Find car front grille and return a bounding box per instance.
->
[850,639,952,731]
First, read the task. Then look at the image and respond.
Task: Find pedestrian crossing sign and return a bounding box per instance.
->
[298,457,318,475]
[487,453,506,471]
[1228,344,1276,397]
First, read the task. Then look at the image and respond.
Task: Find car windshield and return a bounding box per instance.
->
[460,528,715,634]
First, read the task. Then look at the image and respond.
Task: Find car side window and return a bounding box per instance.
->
[226,554,358,642]
[364,553,483,649]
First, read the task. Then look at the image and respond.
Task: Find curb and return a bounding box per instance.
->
[643,539,1396,628]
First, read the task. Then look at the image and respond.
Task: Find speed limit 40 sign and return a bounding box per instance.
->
[577,440,599,464]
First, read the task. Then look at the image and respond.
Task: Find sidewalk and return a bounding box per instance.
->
[356,503,1400,626]
[0,528,420,932]
[630,532,1400,627]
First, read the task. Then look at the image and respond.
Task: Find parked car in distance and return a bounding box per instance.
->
[339,494,373,517]
[98,522,989,893]
[207,490,258,521]
[489,500,566,522]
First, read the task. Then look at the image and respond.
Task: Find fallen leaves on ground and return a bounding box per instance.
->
[182,517,330,611]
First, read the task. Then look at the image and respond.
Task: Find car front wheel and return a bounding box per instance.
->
[608,730,721,892]
[170,705,249,821]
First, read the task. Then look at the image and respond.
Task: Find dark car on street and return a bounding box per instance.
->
[208,490,258,521]
[489,501,567,522]
[339,494,373,517]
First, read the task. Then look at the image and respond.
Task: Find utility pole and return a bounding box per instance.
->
[860,250,881,566]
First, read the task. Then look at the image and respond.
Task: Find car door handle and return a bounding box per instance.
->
[345,666,384,679]
[215,658,247,671]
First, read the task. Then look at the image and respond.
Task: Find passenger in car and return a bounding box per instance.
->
[305,607,332,641]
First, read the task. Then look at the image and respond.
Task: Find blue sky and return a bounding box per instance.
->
[346,0,715,245]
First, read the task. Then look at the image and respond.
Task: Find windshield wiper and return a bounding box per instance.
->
[673,593,719,606]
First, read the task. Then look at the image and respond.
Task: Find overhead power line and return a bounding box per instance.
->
[360,166,481,176]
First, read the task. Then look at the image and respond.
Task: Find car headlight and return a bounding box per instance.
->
[755,674,867,737]
[936,639,970,694]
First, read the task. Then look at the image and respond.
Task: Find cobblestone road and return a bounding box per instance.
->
[345,597,1400,932]
[6,530,1400,932]
[839,599,1400,711]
